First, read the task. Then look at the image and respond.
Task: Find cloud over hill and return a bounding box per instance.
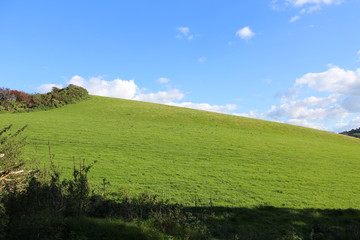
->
[37,76,237,114]
[37,65,360,132]
[241,66,360,131]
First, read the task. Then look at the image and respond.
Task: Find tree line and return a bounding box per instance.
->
[340,127,360,139]
[0,85,88,113]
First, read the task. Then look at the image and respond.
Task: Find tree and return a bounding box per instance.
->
[339,127,360,139]
[10,90,32,107]
[0,88,16,111]
[0,125,30,192]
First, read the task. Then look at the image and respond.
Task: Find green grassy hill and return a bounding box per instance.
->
[1,95,360,209]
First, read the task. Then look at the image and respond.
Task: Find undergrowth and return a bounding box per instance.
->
[0,84,88,113]
[2,126,360,240]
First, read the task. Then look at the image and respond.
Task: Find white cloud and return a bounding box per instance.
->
[296,95,338,107]
[341,96,360,113]
[335,117,360,132]
[135,89,184,104]
[198,57,207,63]
[176,27,193,40]
[68,76,139,99]
[171,102,236,113]
[272,0,344,21]
[295,66,360,95]
[289,0,343,7]
[37,76,236,114]
[241,66,360,131]
[285,118,326,130]
[38,76,140,100]
[157,77,171,84]
[36,84,63,93]
[289,15,301,22]
[236,26,256,40]
[275,88,299,102]
[39,66,360,132]
[235,110,259,119]
[263,96,346,122]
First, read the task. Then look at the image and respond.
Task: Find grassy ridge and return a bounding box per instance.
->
[1,95,360,208]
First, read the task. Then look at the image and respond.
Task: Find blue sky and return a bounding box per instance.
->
[1,0,360,131]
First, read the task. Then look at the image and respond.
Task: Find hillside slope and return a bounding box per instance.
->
[1,96,360,208]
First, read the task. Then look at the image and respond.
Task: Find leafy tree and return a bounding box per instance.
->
[0,125,30,192]
[0,88,16,111]
[10,90,32,107]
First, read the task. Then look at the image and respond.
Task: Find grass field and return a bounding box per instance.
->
[1,95,360,209]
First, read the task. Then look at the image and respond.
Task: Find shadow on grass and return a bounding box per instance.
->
[4,210,163,240]
[13,205,357,240]
[185,206,360,240]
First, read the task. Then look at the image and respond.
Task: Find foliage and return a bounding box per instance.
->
[0,125,29,238]
[0,88,15,112]
[4,162,360,240]
[0,84,88,113]
[340,127,360,139]
[2,161,207,239]
[0,125,205,239]
[0,125,30,192]
[2,124,360,239]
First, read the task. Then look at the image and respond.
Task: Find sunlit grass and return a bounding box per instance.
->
[1,95,360,208]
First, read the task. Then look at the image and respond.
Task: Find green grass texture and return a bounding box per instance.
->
[1,96,360,209]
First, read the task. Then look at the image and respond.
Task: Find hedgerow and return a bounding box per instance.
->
[2,125,360,239]
[0,84,88,113]
[0,125,208,240]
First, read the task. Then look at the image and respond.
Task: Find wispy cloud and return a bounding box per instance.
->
[289,0,343,7]
[263,78,273,84]
[134,89,184,104]
[176,27,193,40]
[198,57,207,63]
[236,26,256,40]
[289,15,301,23]
[335,117,360,132]
[37,84,63,93]
[157,77,171,84]
[172,102,236,113]
[275,88,299,102]
[272,0,344,22]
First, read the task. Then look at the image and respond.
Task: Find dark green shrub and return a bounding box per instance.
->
[150,206,209,239]
[0,125,29,193]
[0,125,210,239]
[0,85,89,113]
[0,88,15,111]
[6,211,66,240]
[56,84,89,104]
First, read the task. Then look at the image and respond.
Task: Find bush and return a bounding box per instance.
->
[0,85,89,113]
[0,125,29,193]
[0,125,209,239]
